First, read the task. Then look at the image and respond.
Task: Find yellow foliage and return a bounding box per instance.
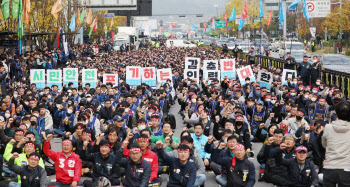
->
[322,1,350,36]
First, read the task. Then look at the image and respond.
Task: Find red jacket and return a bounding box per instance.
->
[123,147,158,181]
[44,141,82,184]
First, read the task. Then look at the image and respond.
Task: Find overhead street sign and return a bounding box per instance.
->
[216,20,226,28]
[103,13,115,18]
[306,0,330,18]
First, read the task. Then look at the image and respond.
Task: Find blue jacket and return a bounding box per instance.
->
[298,61,311,78]
[190,133,211,159]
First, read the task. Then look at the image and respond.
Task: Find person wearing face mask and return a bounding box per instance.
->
[54,104,76,136]
[235,115,252,153]
[287,108,309,139]
[306,97,329,122]
[310,56,322,88]
[286,89,298,103]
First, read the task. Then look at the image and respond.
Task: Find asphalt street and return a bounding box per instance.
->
[48,102,274,186]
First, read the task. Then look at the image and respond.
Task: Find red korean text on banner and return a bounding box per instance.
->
[130,67,140,78]
[240,68,252,79]
[143,68,154,79]
[223,60,234,71]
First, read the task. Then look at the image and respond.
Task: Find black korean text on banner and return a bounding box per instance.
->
[282,69,298,86]
[184,69,199,82]
[204,70,221,84]
[185,57,200,70]
[257,70,273,89]
[203,60,218,71]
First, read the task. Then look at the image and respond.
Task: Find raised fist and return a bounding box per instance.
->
[12,152,19,159]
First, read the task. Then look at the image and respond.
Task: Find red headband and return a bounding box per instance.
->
[15,131,24,135]
[178,148,190,152]
[130,148,141,152]
[83,132,91,137]
[280,122,288,127]
[19,125,28,130]
[62,140,72,145]
[234,144,245,150]
[26,134,35,138]
[87,108,94,114]
[298,111,305,116]
[319,98,325,101]
[138,137,149,141]
[25,142,35,148]
[29,155,39,160]
[100,144,111,148]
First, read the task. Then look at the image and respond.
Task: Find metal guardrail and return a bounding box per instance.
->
[237,52,350,99]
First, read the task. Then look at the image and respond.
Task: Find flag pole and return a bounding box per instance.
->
[260,17,262,64]
[290,6,297,54]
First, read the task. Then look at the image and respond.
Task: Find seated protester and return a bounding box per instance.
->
[255,123,278,144]
[163,135,206,187]
[93,127,121,155]
[23,131,43,156]
[0,155,8,186]
[38,104,54,134]
[214,135,239,187]
[156,143,197,187]
[247,100,269,136]
[5,129,26,155]
[5,117,41,145]
[276,145,319,186]
[53,104,75,136]
[117,101,133,128]
[288,108,309,139]
[84,108,103,136]
[64,123,85,141]
[112,115,127,141]
[139,128,158,151]
[67,129,94,173]
[44,134,82,187]
[98,99,113,121]
[256,129,284,182]
[217,144,256,187]
[306,97,329,122]
[122,133,161,185]
[8,152,48,187]
[4,140,45,185]
[190,123,211,160]
[234,115,252,153]
[148,113,163,136]
[205,129,233,176]
[131,109,147,128]
[132,119,147,139]
[264,134,296,186]
[82,140,121,186]
[185,104,205,125]
[31,107,46,136]
[116,143,152,187]
[150,122,179,152]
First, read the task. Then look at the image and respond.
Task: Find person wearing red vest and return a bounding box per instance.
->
[44,134,82,187]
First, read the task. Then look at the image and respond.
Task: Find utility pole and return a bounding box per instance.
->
[339,0,342,53]
[283,0,287,40]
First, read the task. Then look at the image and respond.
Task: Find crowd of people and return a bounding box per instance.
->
[0,38,348,187]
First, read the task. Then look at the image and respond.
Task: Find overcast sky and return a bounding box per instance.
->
[152,0,227,28]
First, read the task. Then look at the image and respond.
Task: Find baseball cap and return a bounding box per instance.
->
[295,146,308,153]
[257,100,264,105]
[113,115,124,122]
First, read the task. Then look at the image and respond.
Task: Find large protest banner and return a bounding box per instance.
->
[282,69,298,86]
[103,74,119,86]
[126,66,141,86]
[220,59,236,79]
[63,68,79,87]
[47,70,62,89]
[142,67,157,87]
[257,70,273,89]
[30,69,45,89]
[237,66,255,85]
[82,69,98,88]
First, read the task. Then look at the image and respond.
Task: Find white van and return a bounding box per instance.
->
[166,40,197,48]
[279,42,305,59]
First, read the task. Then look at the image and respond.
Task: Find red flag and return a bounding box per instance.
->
[161,27,164,32]
[56,27,60,48]
[92,17,98,31]
[186,29,190,34]
[242,1,248,20]
[204,21,207,31]
[172,22,176,28]
[267,11,272,30]
[112,31,114,43]
[170,32,173,39]
[224,12,228,26]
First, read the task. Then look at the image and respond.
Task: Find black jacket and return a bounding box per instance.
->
[99,106,113,121]
[157,147,197,187]
[8,158,48,187]
[116,148,151,187]
[81,152,120,182]
[276,150,319,187]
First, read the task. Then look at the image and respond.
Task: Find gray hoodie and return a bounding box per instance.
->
[322,119,350,169]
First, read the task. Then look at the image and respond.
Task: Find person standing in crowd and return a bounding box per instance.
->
[298,55,311,86]
[322,101,350,186]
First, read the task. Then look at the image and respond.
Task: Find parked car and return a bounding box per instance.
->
[320,54,350,73]
[279,42,305,59]
[271,43,281,52]
[166,40,197,48]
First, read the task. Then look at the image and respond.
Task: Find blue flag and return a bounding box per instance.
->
[238,11,245,31]
[192,24,198,29]
[229,6,236,21]
[279,0,284,25]
[139,24,143,30]
[211,18,216,31]
[69,11,76,32]
[303,0,310,22]
[289,0,301,9]
[259,0,264,19]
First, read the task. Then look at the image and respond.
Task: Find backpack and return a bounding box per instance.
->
[96,177,111,187]
[264,158,277,183]
[165,113,176,130]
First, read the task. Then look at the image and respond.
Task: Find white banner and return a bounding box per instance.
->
[185,57,200,71]
[237,66,255,85]
[142,67,156,87]
[63,68,79,87]
[126,66,141,86]
[203,60,218,71]
[257,70,273,89]
[82,69,98,88]
[103,74,119,86]
[157,68,172,83]
[204,70,221,84]
[282,69,298,86]
[30,69,45,89]
[220,59,236,79]
[47,70,62,89]
[184,69,199,82]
